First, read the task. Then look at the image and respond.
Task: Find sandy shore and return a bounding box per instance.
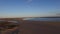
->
[0,19,60,34]
[20,20,60,34]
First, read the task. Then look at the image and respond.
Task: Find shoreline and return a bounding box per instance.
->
[0,19,60,34]
[20,20,60,34]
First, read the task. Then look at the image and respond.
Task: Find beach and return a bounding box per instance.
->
[0,18,60,34]
[20,20,60,34]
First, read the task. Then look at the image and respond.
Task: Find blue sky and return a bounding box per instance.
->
[0,0,60,18]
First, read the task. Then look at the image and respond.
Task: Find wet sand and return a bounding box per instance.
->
[0,19,60,34]
[20,20,60,34]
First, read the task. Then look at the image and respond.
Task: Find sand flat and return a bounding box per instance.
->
[20,20,60,34]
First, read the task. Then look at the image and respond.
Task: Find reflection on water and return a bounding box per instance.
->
[0,20,5,21]
[23,18,60,21]
[8,21,18,23]
[0,20,18,23]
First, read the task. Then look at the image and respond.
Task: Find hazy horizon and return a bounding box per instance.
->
[0,0,60,18]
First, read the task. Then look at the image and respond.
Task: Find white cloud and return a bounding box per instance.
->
[26,0,32,5]
[27,0,32,3]
[25,0,32,7]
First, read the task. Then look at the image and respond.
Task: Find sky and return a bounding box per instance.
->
[0,0,60,18]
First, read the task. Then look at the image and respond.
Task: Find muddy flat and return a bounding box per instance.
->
[0,20,60,34]
[20,20,60,34]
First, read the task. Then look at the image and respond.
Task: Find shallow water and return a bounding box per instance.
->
[0,20,18,23]
[23,18,60,21]
[8,21,18,23]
